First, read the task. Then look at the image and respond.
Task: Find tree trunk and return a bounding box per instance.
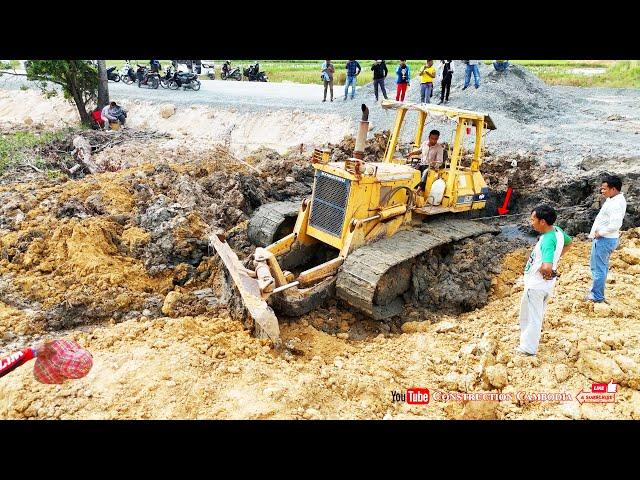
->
[97,60,109,110]
[69,81,91,126]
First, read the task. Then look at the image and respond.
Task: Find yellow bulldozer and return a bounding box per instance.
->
[211,99,499,346]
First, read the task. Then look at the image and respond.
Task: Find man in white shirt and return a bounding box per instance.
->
[517,204,572,356]
[409,129,445,192]
[101,102,117,130]
[587,175,627,303]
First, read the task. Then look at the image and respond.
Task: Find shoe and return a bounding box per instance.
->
[445,99,449,103]
[343,97,347,101]
[584,294,604,303]
[515,346,535,357]
[322,99,326,102]
[330,98,334,102]
[475,85,479,89]
[437,100,443,105]
[462,86,468,90]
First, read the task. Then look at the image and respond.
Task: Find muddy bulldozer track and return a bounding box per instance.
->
[336,219,500,320]
[247,201,301,247]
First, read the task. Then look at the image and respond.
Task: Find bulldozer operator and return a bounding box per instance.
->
[408,129,444,193]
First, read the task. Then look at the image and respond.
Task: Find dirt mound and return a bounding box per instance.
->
[443,62,567,124]
[0,89,354,156]
[0,141,316,335]
[327,130,390,163]
[355,62,565,125]
[2,230,639,419]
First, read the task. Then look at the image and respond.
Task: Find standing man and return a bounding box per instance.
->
[462,60,480,90]
[518,205,572,356]
[344,59,361,100]
[438,60,454,104]
[418,60,436,103]
[587,175,627,303]
[321,59,335,102]
[395,59,411,101]
[371,60,388,101]
[150,59,161,73]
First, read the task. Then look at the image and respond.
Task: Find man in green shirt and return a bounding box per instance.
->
[518,205,572,356]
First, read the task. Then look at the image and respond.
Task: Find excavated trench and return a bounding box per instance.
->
[1,129,639,345]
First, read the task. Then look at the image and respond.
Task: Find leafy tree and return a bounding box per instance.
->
[25,60,99,126]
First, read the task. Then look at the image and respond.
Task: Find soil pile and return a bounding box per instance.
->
[1,230,639,420]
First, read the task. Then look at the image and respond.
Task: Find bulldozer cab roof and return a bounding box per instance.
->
[380,99,496,130]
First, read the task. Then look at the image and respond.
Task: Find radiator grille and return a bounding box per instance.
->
[309,171,350,237]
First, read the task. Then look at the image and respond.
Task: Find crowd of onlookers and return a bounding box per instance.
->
[320,59,511,103]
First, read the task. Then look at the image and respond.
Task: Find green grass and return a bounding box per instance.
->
[0,129,68,175]
[104,60,639,88]
[0,60,22,70]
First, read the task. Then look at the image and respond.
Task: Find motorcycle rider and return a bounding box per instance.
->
[251,62,260,80]
[245,62,263,81]
[222,61,231,76]
[150,59,161,73]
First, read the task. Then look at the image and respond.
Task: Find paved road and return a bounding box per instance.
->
[0,71,365,113]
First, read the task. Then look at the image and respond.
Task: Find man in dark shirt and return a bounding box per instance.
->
[344,59,362,100]
[371,60,389,101]
[438,60,454,104]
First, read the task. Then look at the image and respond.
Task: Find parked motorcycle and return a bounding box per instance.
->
[136,65,159,89]
[243,62,268,82]
[106,66,121,82]
[121,62,136,85]
[202,62,215,80]
[168,71,201,91]
[220,61,241,81]
[159,66,175,89]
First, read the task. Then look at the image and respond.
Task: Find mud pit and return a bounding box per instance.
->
[2,72,640,419]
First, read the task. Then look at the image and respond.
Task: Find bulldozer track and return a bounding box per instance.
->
[247,200,301,247]
[336,219,500,320]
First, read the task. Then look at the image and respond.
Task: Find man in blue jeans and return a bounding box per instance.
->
[344,59,361,100]
[587,175,627,303]
[493,60,510,72]
[462,60,480,89]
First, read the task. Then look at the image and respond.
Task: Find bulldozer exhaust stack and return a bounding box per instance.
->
[353,104,369,159]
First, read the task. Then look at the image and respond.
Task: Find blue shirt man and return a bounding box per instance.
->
[344,60,361,100]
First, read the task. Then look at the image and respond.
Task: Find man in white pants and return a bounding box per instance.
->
[517,205,572,356]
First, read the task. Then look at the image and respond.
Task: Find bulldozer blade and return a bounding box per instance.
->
[209,233,281,347]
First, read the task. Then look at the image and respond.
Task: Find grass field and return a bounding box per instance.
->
[0,129,68,174]
[104,60,638,88]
